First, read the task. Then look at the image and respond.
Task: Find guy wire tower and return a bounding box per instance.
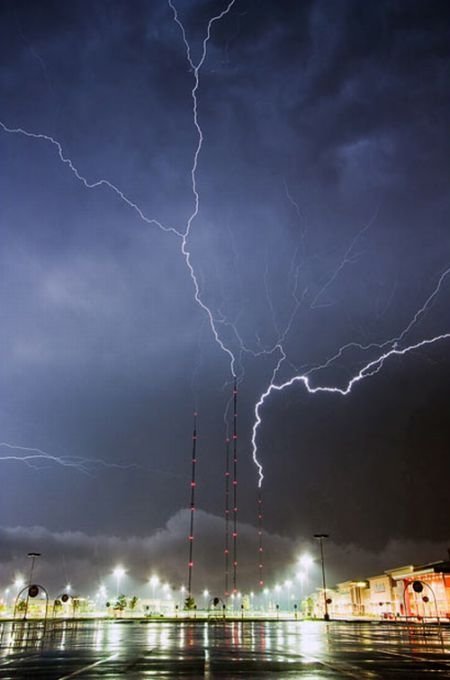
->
[224,436,230,596]
[187,412,198,599]
[232,378,238,593]
[257,488,264,587]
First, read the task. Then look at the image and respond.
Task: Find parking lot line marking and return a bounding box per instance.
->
[270,645,381,679]
[58,653,119,679]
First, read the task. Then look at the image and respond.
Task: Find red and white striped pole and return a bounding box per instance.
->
[232,379,238,593]
[187,412,198,599]
[224,437,230,597]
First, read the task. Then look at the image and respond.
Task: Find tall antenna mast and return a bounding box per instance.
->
[257,488,264,588]
[187,412,198,599]
[232,378,238,593]
[224,437,230,597]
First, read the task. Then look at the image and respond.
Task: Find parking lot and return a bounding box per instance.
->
[0,618,449,678]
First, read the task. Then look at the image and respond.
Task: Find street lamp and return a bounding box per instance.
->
[149,574,160,601]
[313,534,330,621]
[27,552,41,585]
[113,565,126,597]
[298,553,314,571]
[14,576,25,590]
[23,552,41,620]
[162,583,170,601]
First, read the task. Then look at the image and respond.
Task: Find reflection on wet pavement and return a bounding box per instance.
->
[0,619,449,678]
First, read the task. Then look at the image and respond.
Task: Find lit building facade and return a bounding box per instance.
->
[311,560,450,620]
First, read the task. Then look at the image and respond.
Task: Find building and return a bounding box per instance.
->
[310,559,450,620]
[390,561,450,618]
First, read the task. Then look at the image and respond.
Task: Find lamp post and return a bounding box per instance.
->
[25,552,41,619]
[149,574,160,604]
[314,534,330,621]
[27,552,41,585]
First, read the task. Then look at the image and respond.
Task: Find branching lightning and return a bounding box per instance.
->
[0,1,240,480]
[0,442,138,474]
[305,265,450,376]
[0,121,180,236]
[168,0,238,377]
[310,206,379,309]
[251,345,286,484]
[0,0,238,380]
[2,1,450,513]
[251,233,450,488]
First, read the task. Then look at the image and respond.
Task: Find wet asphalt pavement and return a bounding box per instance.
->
[0,618,449,678]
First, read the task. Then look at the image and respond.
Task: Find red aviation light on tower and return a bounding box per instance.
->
[187,412,198,599]
[257,488,264,589]
[224,436,231,597]
[232,378,239,595]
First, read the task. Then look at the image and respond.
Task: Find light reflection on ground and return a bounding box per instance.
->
[0,619,448,678]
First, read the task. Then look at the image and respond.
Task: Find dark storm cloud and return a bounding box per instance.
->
[0,511,295,595]
[1,512,448,595]
[0,0,449,594]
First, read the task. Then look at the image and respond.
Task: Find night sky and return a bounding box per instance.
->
[0,0,449,597]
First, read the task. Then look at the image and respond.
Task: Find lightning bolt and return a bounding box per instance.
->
[0,121,180,237]
[306,264,450,377]
[0,442,138,474]
[3,2,449,506]
[310,206,379,309]
[251,345,286,484]
[0,1,240,474]
[1,0,238,379]
[252,328,450,487]
[168,0,238,377]
[251,256,450,487]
